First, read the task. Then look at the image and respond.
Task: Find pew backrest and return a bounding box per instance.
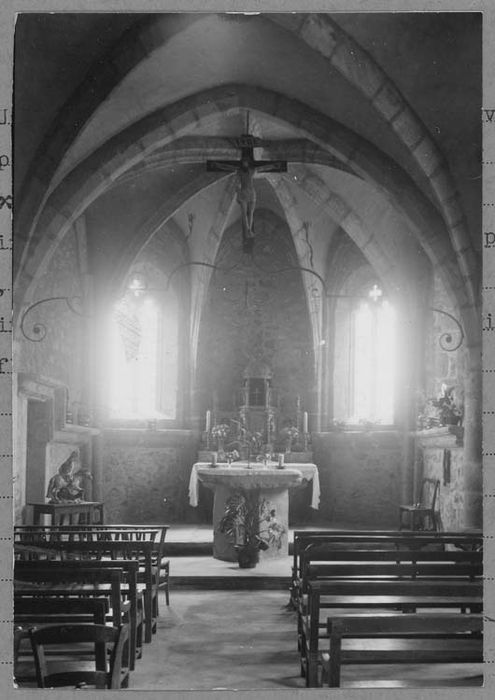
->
[14,562,125,627]
[324,613,483,687]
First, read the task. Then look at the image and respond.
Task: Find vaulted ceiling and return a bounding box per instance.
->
[14,12,481,338]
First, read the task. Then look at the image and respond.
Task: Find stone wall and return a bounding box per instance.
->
[196,212,314,422]
[100,429,200,523]
[417,279,466,530]
[313,431,402,527]
[415,428,464,531]
[424,276,465,408]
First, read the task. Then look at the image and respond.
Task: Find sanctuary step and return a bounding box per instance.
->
[164,521,344,556]
[165,521,351,590]
[168,555,292,590]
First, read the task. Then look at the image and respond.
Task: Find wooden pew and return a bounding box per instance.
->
[15,523,171,606]
[14,563,131,671]
[16,538,159,644]
[304,550,482,586]
[297,548,482,639]
[301,579,482,687]
[294,540,482,620]
[15,595,109,626]
[291,530,483,607]
[16,557,143,670]
[322,613,483,687]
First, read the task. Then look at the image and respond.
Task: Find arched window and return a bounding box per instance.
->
[333,284,396,425]
[108,278,178,421]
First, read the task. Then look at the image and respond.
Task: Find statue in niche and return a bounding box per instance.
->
[46,451,93,503]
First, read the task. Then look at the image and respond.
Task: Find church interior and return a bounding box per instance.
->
[13,12,483,691]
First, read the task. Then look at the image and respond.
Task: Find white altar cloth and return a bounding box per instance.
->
[188,461,320,509]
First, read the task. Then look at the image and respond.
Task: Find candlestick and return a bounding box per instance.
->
[303,411,308,434]
[206,410,211,432]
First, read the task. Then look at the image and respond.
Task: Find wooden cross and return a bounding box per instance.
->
[206,134,287,176]
[206,134,287,252]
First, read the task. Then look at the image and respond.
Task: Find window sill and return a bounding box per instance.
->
[101,426,198,447]
[326,424,397,433]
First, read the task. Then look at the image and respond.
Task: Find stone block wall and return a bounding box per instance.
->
[100,429,200,523]
[415,428,464,531]
[424,276,465,407]
[313,430,402,527]
[196,212,314,422]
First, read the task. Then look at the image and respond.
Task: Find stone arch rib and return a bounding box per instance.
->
[270,13,479,309]
[16,84,473,344]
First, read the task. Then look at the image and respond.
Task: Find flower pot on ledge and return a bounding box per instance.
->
[236,544,259,568]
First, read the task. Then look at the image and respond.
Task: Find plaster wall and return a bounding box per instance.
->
[313,431,402,527]
[16,229,86,407]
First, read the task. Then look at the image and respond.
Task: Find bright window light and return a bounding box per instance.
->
[108,293,177,420]
[350,296,396,424]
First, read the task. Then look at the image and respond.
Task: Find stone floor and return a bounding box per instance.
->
[131,589,304,691]
[129,524,482,691]
[131,590,482,691]
[15,524,484,691]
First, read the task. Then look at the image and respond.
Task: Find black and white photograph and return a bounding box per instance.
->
[10,9,485,692]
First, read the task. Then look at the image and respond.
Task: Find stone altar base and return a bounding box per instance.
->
[195,465,302,563]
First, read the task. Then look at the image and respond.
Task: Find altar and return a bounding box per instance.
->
[189,461,320,561]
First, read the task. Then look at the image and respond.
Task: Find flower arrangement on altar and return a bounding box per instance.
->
[211,423,230,440]
[280,425,299,452]
[245,430,264,455]
[210,423,230,453]
[224,424,265,458]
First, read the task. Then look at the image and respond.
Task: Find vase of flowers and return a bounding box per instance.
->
[280,425,299,454]
[217,489,286,568]
[211,423,230,460]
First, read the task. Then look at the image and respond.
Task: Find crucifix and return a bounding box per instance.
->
[207,134,287,253]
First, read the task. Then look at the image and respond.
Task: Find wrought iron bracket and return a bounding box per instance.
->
[20,295,87,342]
[429,307,464,351]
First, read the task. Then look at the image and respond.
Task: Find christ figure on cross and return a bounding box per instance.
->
[207,135,287,253]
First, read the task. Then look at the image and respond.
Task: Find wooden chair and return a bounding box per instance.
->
[29,623,130,689]
[399,478,440,531]
[14,598,110,686]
